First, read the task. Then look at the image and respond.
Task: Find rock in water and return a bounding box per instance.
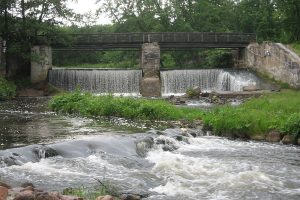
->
[266,130,281,143]
[0,186,8,200]
[281,135,295,144]
[95,195,114,200]
[135,137,154,157]
[33,146,59,159]
[243,85,259,91]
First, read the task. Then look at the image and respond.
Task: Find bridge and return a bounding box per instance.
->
[32,32,256,97]
[38,32,256,50]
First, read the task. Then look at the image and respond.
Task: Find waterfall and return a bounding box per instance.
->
[161,69,260,96]
[49,69,142,95]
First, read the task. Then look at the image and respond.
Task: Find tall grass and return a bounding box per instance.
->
[49,91,203,121]
[203,91,300,138]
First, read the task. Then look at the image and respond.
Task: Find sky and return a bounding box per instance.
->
[67,0,112,24]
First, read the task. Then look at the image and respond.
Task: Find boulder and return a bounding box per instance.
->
[33,146,59,159]
[120,194,141,200]
[281,135,295,144]
[95,195,114,200]
[0,182,11,189]
[20,186,34,192]
[14,190,35,200]
[0,186,8,200]
[21,183,35,189]
[192,86,201,93]
[135,137,154,157]
[266,130,281,143]
[162,144,178,151]
[60,195,83,200]
[35,192,60,200]
[243,85,259,91]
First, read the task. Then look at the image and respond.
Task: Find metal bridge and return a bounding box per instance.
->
[38,32,256,50]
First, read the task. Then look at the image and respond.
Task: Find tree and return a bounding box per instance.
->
[0,0,76,75]
[276,0,300,41]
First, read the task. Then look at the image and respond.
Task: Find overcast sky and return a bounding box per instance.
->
[67,0,111,24]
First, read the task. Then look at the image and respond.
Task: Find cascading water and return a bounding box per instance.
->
[48,68,142,95]
[161,69,262,96]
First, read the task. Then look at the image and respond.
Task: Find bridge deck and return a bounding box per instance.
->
[40,32,256,50]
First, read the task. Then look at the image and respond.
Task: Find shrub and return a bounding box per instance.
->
[0,77,16,100]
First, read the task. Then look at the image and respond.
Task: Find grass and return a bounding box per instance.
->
[203,90,300,140]
[49,90,204,121]
[49,90,300,141]
[63,179,120,200]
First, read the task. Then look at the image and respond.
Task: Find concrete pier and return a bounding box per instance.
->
[140,43,161,97]
[31,46,52,83]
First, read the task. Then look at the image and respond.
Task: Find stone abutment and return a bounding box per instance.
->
[241,42,300,88]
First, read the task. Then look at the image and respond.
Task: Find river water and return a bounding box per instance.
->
[0,98,300,200]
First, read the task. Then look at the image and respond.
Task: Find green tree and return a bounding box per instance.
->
[275,0,300,41]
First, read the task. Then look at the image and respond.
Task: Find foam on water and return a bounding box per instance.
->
[146,136,300,200]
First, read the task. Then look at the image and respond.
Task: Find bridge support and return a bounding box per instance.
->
[140,43,161,97]
[31,45,52,83]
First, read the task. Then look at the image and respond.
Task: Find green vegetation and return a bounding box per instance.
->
[63,179,120,200]
[290,43,300,56]
[49,90,203,121]
[0,77,16,100]
[50,90,300,141]
[203,91,300,139]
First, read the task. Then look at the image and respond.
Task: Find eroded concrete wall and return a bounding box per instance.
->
[140,43,161,97]
[244,42,300,88]
[31,46,52,83]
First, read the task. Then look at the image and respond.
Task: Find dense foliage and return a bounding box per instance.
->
[0,76,16,100]
[50,90,300,141]
[0,0,76,75]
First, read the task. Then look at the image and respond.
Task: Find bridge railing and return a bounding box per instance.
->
[38,32,256,46]
[72,32,255,44]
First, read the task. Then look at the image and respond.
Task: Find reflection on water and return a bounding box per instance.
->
[0,98,300,200]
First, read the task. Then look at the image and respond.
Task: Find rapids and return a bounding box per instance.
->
[0,98,299,200]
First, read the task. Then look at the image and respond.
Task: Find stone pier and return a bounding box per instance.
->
[140,43,161,97]
[31,45,52,83]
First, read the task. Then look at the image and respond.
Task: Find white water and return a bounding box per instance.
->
[146,136,300,199]
[161,69,261,96]
[1,130,300,200]
[49,69,142,95]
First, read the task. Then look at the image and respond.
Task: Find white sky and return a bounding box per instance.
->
[67,0,112,25]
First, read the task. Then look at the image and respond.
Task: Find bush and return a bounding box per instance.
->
[0,77,16,100]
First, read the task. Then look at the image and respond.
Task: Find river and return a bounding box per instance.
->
[0,98,300,200]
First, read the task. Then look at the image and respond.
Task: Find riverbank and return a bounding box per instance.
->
[49,90,300,145]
